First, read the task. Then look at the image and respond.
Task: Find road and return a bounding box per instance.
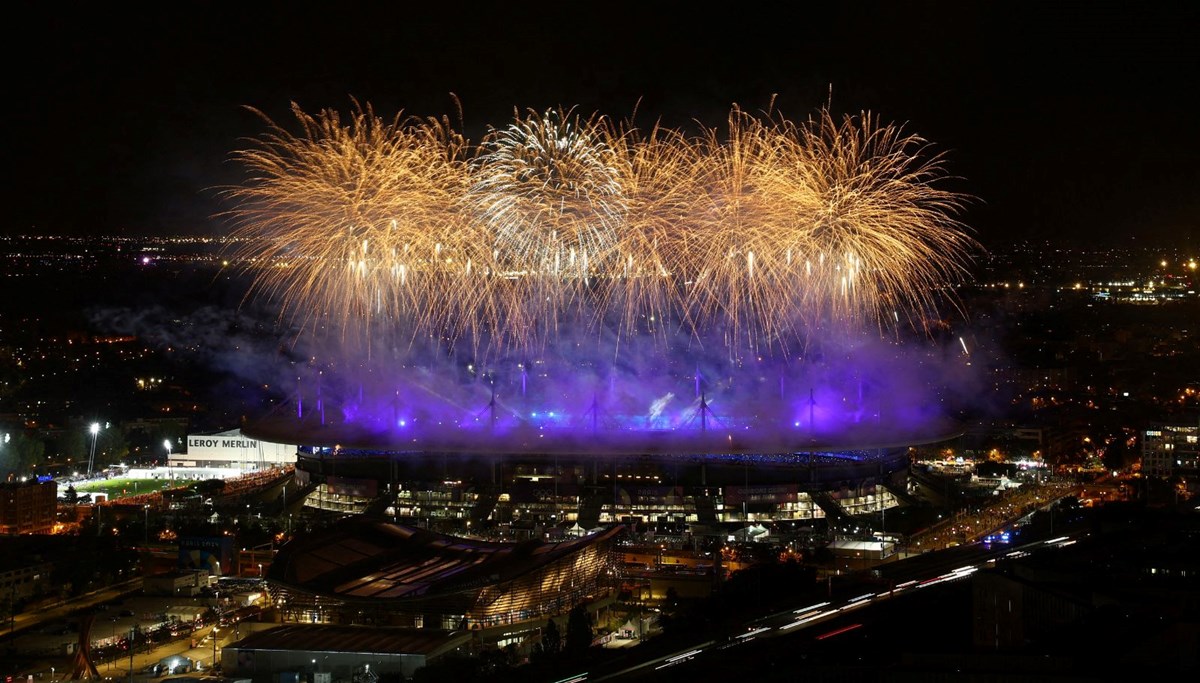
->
[8,603,270,681]
[580,530,1087,682]
[7,579,144,639]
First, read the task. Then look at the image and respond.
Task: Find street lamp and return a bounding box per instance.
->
[128,624,136,683]
[211,626,220,671]
[87,423,101,478]
[144,505,151,545]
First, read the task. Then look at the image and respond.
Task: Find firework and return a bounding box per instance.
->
[464,107,628,349]
[601,119,702,344]
[220,102,476,344]
[682,105,807,353]
[220,100,977,359]
[783,107,974,330]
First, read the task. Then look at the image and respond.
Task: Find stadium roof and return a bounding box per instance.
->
[243,413,964,457]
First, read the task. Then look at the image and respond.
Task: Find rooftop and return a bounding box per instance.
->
[229,624,471,657]
[270,519,624,603]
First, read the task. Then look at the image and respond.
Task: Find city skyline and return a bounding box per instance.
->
[6,2,1199,247]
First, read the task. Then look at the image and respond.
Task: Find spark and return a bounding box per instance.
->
[220,100,978,360]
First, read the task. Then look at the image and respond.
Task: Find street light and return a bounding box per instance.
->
[128,624,136,683]
[211,626,220,671]
[87,423,101,478]
[144,505,151,545]
[164,439,177,480]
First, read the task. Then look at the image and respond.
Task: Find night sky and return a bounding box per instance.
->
[8,1,1199,249]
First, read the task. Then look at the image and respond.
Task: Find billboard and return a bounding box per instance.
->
[176,429,296,467]
[179,536,235,576]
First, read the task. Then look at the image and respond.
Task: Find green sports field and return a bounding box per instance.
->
[72,476,200,501]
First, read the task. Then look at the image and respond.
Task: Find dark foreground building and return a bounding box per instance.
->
[0,478,57,535]
[221,624,473,681]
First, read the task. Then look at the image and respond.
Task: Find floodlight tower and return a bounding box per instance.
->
[87,423,101,477]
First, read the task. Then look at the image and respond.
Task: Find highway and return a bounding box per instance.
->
[6,578,143,638]
[579,529,1087,682]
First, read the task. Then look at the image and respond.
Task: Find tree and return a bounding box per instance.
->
[0,429,45,476]
[192,479,226,496]
[664,586,680,610]
[57,427,88,463]
[540,617,561,657]
[1102,432,1137,471]
[95,429,130,469]
[0,346,22,400]
[565,604,593,656]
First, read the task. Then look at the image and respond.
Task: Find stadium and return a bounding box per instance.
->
[223,101,978,540]
[242,385,963,536]
[213,102,976,671]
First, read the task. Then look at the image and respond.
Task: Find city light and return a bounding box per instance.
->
[86,422,101,478]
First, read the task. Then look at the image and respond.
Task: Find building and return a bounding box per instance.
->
[286,443,921,537]
[1142,418,1200,483]
[175,429,296,469]
[240,378,963,537]
[970,503,1200,671]
[221,624,473,681]
[0,558,54,604]
[144,570,211,597]
[268,519,624,631]
[0,478,57,534]
[179,536,237,577]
